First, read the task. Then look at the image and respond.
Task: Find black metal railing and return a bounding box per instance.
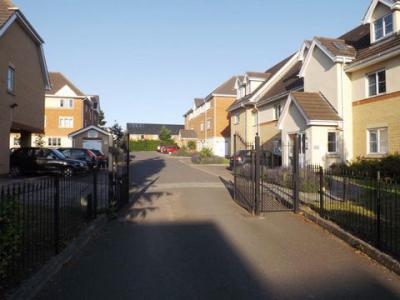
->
[233,134,399,261]
[0,166,130,293]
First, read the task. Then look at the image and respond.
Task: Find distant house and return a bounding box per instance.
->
[127,123,184,141]
[183,77,237,157]
[0,0,51,174]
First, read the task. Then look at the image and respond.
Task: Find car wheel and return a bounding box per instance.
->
[63,167,73,177]
[9,166,21,178]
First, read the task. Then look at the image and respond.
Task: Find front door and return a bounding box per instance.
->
[288,132,306,168]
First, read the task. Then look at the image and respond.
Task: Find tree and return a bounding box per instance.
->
[35,134,45,148]
[159,127,172,142]
[110,122,124,146]
[98,109,107,127]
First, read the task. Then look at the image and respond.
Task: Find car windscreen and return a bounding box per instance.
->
[51,149,67,159]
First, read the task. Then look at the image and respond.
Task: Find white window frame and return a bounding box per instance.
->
[274,103,282,120]
[206,119,211,130]
[252,111,258,127]
[7,66,15,93]
[367,69,386,97]
[59,117,74,128]
[48,137,61,147]
[200,123,204,131]
[327,131,338,154]
[60,99,73,108]
[233,113,240,125]
[367,127,388,155]
[373,13,393,42]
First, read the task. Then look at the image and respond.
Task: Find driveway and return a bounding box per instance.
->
[35,152,400,300]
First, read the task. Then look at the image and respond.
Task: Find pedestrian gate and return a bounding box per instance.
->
[233,134,301,215]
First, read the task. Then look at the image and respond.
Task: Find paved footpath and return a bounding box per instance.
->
[35,152,400,300]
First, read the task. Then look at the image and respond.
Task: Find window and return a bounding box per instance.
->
[59,117,74,128]
[368,128,388,154]
[206,120,211,130]
[7,66,15,93]
[368,70,386,97]
[13,136,20,146]
[233,113,240,125]
[374,14,393,41]
[274,103,282,120]
[328,132,337,153]
[200,123,204,131]
[48,137,61,147]
[60,99,73,108]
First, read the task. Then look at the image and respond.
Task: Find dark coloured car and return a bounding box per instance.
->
[58,148,97,169]
[229,150,252,170]
[10,147,88,177]
[90,149,107,168]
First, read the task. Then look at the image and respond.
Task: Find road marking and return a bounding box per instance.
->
[136,182,225,191]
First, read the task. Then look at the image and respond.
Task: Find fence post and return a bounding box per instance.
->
[126,133,130,203]
[93,168,98,218]
[254,134,261,216]
[233,134,237,201]
[108,171,114,211]
[319,166,324,216]
[54,175,60,254]
[293,134,300,213]
[376,171,381,249]
[86,194,93,220]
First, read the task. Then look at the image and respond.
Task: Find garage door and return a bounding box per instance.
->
[83,140,102,151]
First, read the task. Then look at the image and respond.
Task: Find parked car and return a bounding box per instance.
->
[10,147,88,177]
[90,149,107,168]
[58,148,97,169]
[229,150,252,170]
[159,145,167,153]
[163,146,178,155]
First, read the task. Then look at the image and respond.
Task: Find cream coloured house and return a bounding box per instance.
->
[229,0,400,168]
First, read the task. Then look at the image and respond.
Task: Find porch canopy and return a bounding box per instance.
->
[278,92,342,167]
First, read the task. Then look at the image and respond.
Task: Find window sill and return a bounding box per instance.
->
[366,153,388,158]
[326,153,340,158]
[7,90,16,96]
[367,92,386,99]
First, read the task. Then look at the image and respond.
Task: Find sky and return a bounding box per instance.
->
[14,0,370,128]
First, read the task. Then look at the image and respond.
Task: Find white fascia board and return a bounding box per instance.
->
[307,120,340,126]
[298,41,311,61]
[345,46,400,72]
[0,14,17,37]
[211,93,236,98]
[69,125,110,138]
[250,52,300,103]
[363,0,394,24]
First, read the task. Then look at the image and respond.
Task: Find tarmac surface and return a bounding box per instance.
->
[35,152,400,300]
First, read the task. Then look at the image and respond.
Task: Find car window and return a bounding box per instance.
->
[62,149,71,157]
[72,150,86,159]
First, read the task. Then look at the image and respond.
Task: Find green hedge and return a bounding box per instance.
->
[129,140,162,151]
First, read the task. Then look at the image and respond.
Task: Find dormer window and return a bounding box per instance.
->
[374,14,393,41]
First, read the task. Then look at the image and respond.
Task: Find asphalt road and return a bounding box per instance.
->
[35,152,400,300]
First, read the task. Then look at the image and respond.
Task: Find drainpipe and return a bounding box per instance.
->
[340,62,345,163]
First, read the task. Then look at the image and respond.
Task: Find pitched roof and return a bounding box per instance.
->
[47,72,85,96]
[291,92,341,121]
[210,76,237,96]
[194,98,205,108]
[127,123,184,135]
[257,61,304,106]
[315,37,357,58]
[0,0,15,27]
[246,72,271,80]
[179,129,197,139]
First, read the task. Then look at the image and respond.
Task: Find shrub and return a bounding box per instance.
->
[187,141,196,151]
[199,148,213,159]
[0,197,22,279]
[171,149,194,157]
[191,153,228,165]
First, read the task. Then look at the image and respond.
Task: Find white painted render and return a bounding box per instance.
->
[53,85,78,97]
[197,136,230,157]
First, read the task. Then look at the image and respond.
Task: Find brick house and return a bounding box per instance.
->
[0,0,50,174]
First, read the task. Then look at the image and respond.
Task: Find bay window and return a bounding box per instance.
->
[327,132,337,153]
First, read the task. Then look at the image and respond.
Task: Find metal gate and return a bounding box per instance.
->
[233,133,300,215]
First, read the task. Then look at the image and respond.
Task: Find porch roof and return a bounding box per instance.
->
[291,92,342,122]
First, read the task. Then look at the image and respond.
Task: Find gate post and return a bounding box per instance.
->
[293,134,300,213]
[233,134,237,201]
[254,134,261,216]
